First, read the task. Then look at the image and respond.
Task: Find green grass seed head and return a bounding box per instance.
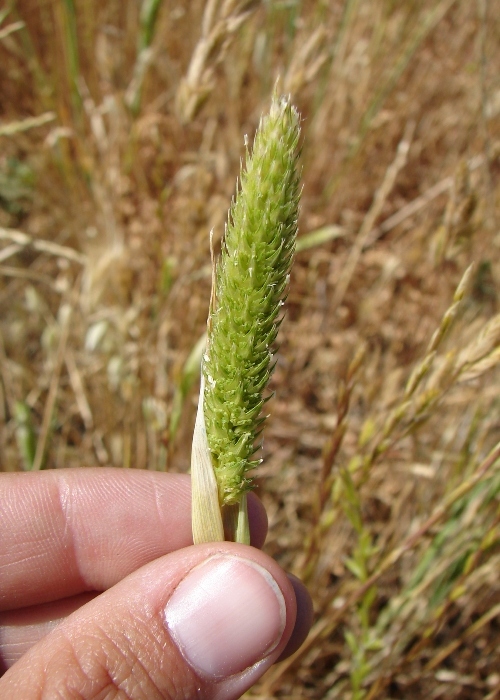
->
[203,95,301,507]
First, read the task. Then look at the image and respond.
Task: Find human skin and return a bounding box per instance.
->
[0,468,312,699]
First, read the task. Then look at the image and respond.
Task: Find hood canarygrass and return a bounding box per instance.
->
[191,95,301,544]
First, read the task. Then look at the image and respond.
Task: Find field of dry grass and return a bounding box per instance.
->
[1,0,500,697]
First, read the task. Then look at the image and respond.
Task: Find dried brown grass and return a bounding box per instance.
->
[1,0,500,697]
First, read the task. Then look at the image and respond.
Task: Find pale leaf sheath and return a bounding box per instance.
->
[191,374,224,543]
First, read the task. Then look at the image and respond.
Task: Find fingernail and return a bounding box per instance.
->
[164,554,286,680]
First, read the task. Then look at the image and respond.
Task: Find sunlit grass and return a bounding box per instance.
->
[1,1,499,697]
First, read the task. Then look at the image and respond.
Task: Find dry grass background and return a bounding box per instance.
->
[1,0,500,697]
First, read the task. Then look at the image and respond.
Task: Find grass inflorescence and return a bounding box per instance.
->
[191,94,301,545]
[203,95,300,506]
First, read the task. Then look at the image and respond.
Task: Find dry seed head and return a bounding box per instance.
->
[457,314,500,380]
[404,351,437,399]
[453,263,475,303]
[176,0,259,122]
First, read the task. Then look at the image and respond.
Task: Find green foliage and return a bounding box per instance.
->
[0,158,34,215]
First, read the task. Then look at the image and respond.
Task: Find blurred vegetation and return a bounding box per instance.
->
[1,0,500,697]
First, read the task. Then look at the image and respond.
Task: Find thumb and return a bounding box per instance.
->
[0,543,297,700]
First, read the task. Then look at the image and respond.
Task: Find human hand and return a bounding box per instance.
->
[0,468,312,699]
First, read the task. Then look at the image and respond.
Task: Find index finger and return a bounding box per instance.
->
[0,468,268,611]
